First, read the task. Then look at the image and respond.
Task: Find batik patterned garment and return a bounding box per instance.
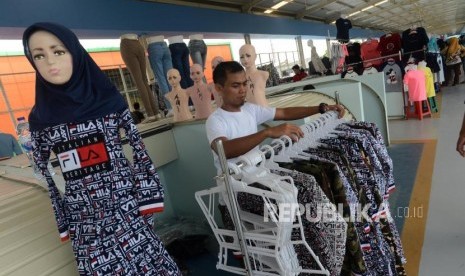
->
[271,169,347,276]
[32,109,180,276]
[234,170,347,276]
[339,123,395,194]
[305,146,395,275]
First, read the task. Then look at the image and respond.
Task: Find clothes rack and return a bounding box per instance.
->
[345,48,427,67]
[215,139,253,276]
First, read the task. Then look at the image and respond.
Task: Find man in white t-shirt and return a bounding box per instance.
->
[206,61,344,175]
[205,61,344,240]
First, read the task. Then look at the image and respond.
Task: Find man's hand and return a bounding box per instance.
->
[326,104,345,118]
[456,134,465,157]
[266,123,304,142]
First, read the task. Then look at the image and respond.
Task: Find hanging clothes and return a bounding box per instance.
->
[404,70,427,101]
[363,65,379,75]
[378,32,402,62]
[418,63,436,98]
[361,39,382,67]
[401,27,429,62]
[381,59,404,92]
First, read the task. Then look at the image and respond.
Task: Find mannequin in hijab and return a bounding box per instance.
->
[209,56,225,107]
[165,68,193,122]
[23,22,180,276]
[186,64,213,119]
[239,44,269,106]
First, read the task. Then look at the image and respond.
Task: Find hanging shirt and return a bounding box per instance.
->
[344,71,359,78]
[361,39,382,67]
[378,33,402,61]
[401,27,429,61]
[310,46,327,74]
[382,62,403,92]
[363,67,379,75]
[418,65,436,97]
[336,18,352,40]
[404,70,427,101]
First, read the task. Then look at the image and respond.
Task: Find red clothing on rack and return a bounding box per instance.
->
[378,33,402,61]
[361,39,382,67]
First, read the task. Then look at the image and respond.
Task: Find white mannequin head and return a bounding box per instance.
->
[307,39,314,47]
[239,44,257,69]
[167,68,181,88]
[340,13,348,19]
[211,56,225,71]
[190,64,204,83]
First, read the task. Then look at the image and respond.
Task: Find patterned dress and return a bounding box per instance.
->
[32,109,180,276]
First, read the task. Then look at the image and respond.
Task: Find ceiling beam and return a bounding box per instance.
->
[241,0,265,13]
[295,0,338,20]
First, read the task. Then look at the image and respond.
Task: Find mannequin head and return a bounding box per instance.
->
[239,44,257,69]
[211,56,225,71]
[27,30,73,85]
[307,39,314,47]
[167,68,181,89]
[340,13,348,19]
[190,64,204,83]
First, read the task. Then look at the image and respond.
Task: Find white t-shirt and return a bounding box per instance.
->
[206,102,276,174]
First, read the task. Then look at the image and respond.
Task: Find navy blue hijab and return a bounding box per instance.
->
[22,22,127,131]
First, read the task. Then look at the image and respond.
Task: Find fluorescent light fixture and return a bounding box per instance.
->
[349,11,361,17]
[264,0,292,14]
[374,0,388,6]
[362,5,375,11]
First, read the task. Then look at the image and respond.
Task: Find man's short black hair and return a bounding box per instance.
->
[133,102,140,110]
[292,64,300,70]
[213,61,245,86]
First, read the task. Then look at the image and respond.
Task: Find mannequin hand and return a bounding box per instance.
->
[266,123,304,142]
[456,134,465,157]
[327,104,345,118]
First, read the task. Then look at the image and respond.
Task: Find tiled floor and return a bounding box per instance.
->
[388,84,465,275]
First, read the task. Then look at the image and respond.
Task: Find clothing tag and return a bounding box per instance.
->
[53,133,111,181]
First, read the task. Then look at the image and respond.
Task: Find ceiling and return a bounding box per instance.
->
[144,0,465,35]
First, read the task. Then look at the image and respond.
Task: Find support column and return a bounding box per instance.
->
[295,35,306,69]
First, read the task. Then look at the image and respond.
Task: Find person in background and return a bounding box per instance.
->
[0,131,23,159]
[457,113,465,157]
[131,102,145,124]
[292,64,308,82]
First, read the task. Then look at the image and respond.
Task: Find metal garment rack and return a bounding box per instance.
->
[215,139,253,276]
[345,48,427,67]
[214,109,342,275]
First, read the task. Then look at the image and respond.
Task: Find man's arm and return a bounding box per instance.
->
[274,104,345,120]
[456,112,465,157]
[211,123,304,159]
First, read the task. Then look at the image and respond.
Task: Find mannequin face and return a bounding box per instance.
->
[239,44,256,69]
[167,69,181,88]
[215,71,248,110]
[211,56,225,71]
[190,64,204,83]
[307,40,314,47]
[28,30,73,85]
